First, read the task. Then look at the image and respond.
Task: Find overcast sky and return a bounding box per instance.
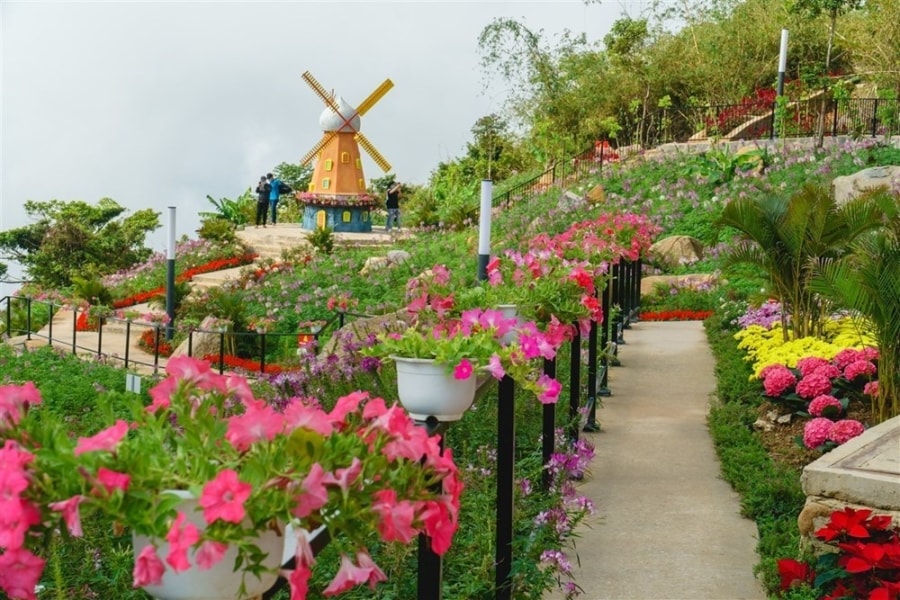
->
[1,1,629,291]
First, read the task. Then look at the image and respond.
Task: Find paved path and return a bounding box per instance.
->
[546,320,764,600]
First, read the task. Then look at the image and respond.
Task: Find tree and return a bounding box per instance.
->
[273,162,313,194]
[790,0,863,146]
[0,198,160,289]
[809,191,900,421]
[717,183,887,340]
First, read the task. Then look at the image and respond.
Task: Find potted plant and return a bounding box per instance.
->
[0,356,463,600]
[365,302,564,421]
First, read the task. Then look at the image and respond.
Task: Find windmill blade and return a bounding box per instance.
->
[356,132,392,172]
[355,79,394,116]
[300,132,337,166]
[301,71,340,113]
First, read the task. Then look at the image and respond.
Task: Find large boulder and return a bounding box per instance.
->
[832,165,900,205]
[648,235,705,268]
[641,273,718,298]
[359,249,411,276]
[586,184,606,204]
[171,315,233,359]
[317,310,413,357]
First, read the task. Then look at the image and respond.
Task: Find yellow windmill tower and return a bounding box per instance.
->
[298,71,394,232]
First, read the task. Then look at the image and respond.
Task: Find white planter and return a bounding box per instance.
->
[392,356,477,422]
[133,490,284,600]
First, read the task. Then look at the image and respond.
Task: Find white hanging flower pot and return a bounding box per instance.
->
[132,490,284,600]
[392,356,477,422]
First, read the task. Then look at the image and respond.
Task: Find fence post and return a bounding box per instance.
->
[5,298,10,339]
[541,358,556,491]
[26,297,32,342]
[568,326,581,442]
[832,99,839,137]
[598,278,612,397]
[495,374,516,600]
[154,327,162,374]
[48,301,53,344]
[72,307,78,354]
[125,321,131,369]
[418,419,448,600]
[584,285,600,433]
[96,318,104,360]
[259,332,267,375]
[770,102,776,140]
[872,98,880,137]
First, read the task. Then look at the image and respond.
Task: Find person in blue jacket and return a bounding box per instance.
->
[265,173,290,225]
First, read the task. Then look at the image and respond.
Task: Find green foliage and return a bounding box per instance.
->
[199,191,254,226]
[70,275,112,306]
[273,162,313,194]
[0,198,159,288]
[196,216,238,243]
[305,226,335,255]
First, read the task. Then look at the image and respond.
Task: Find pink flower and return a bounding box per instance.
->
[803,418,833,450]
[96,467,131,493]
[283,401,333,436]
[74,419,129,456]
[288,563,312,600]
[292,463,329,518]
[328,391,367,424]
[828,419,866,445]
[486,355,506,380]
[0,547,46,600]
[322,553,374,595]
[795,374,832,399]
[453,359,473,380]
[796,356,830,377]
[165,512,200,573]
[199,469,252,524]
[146,376,176,413]
[808,395,843,419]
[420,499,458,555]
[48,495,84,537]
[195,541,229,570]
[225,398,284,451]
[0,498,41,550]
[355,551,387,589]
[0,382,42,429]
[812,364,841,380]
[763,366,796,397]
[133,544,166,587]
[0,439,34,471]
[863,381,880,397]
[323,457,363,493]
[372,489,417,543]
[536,374,562,404]
[844,360,877,381]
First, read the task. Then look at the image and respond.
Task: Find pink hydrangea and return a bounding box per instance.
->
[795,374,832,399]
[796,357,830,377]
[843,360,877,381]
[812,364,841,380]
[828,419,865,445]
[863,381,879,397]
[832,349,863,369]
[763,366,797,397]
[808,395,843,418]
[859,347,879,362]
[802,418,833,450]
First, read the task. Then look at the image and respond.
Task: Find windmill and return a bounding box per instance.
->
[300,71,394,197]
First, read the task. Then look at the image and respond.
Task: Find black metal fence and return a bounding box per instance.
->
[615,96,900,148]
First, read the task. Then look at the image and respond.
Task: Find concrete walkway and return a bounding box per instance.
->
[547,320,764,600]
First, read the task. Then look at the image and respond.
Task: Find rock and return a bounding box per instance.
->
[648,235,704,268]
[558,190,586,211]
[766,410,780,422]
[359,250,411,276]
[734,144,765,176]
[317,310,413,357]
[586,184,606,204]
[640,273,717,298]
[776,413,793,425]
[832,165,900,206]
[753,418,774,432]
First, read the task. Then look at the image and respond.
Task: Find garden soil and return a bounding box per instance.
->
[544,320,765,600]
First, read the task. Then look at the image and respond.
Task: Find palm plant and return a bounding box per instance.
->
[716,183,887,340]
[809,191,900,421]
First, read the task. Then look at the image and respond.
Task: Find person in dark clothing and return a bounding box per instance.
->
[255,176,271,228]
[386,181,401,232]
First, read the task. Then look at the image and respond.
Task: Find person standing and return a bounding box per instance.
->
[266,173,288,225]
[255,176,270,228]
[385,181,401,232]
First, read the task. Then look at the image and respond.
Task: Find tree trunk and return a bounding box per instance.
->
[817,10,838,148]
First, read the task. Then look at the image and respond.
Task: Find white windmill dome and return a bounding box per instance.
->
[319,96,360,133]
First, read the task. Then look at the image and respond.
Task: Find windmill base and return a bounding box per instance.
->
[302,205,373,233]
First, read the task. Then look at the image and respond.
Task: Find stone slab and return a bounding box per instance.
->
[800,415,900,511]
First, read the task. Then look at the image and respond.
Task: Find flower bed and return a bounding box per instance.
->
[639,309,713,321]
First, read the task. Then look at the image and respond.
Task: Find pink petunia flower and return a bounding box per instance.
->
[486,355,506,380]
[195,541,229,570]
[288,563,312,600]
[536,374,562,404]
[283,401,333,436]
[132,544,166,587]
[453,359,473,381]
[0,547,46,600]
[96,467,131,493]
[48,495,84,537]
[828,419,866,445]
[802,418,833,450]
[355,551,387,589]
[292,463,329,518]
[199,469,252,524]
[164,512,200,573]
[225,399,285,451]
[328,391,367,424]
[807,395,843,419]
[74,420,129,456]
[372,489,417,543]
[0,497,42,551]
[0,382,42,429]
[322,553,374,596]
[323,457,363,493]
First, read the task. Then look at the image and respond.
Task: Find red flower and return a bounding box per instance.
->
[816,507,874,542]
[199,469,252,524]
[777,558,814,590]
